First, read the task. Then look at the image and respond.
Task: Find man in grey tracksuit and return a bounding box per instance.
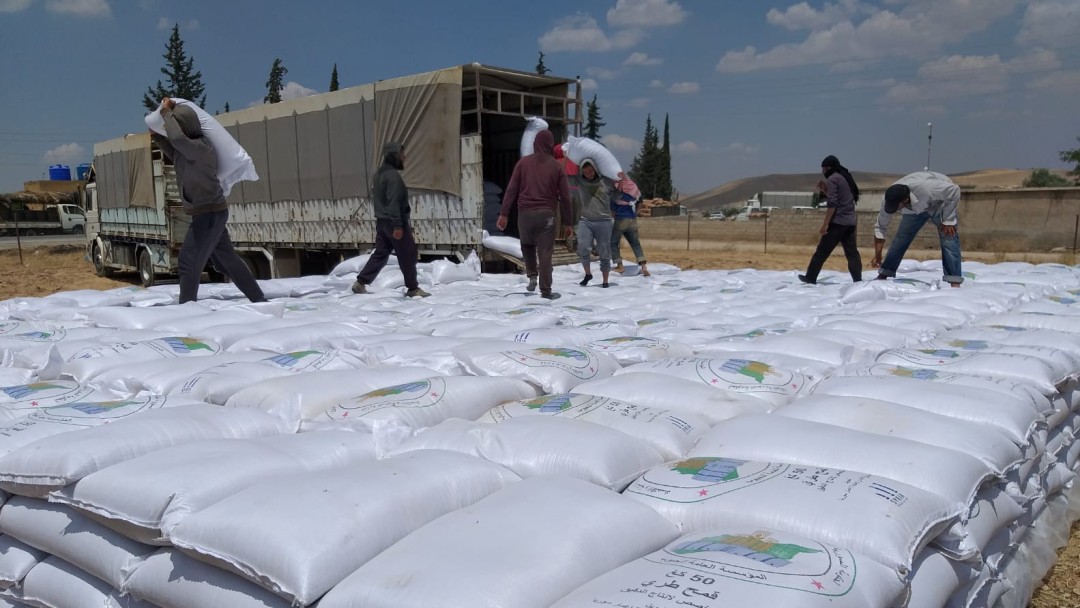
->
[570,159,620,288]
[150,98,266,304]
[351,142,430,298]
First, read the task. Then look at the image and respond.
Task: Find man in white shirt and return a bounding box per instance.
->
[872,171,963,287]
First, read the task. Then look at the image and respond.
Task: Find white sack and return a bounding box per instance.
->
[171,349,368,404]
[169,450,519,606]
[0,497,155,590]
[0,535,46,589]
[566,135,623,180]
[393,417,664,491]
[20,556,152,608]
[89,351,270,396]
[903,549,978,608]
[811,375,1042,445]
[0,395,194,458]
[79,303,209,330]
[692,414,994,512]
[430,258,479,285]
[123,549,293,608]
[583,336,693,365]
[223,366,441,422]
[572,372,773,425]
[318,476,679,608]
[62,336,222,383]
[519,116,548,158]
[226,321,381,353]
[146,98,257,197]
[876,347,1062,394]
[777,395,1025,476]
[625,457,955,574]
[617,357,807,408]
[0,381,104,422]
[0,404,293,497]
[549,526,906,608]
[53,431,378,545]
[934,485,1026,561]
[482,392,708,460]
[314,375,538,439]
[458,346,621,393]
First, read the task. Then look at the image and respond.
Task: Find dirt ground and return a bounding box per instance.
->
[1,244,1078,604]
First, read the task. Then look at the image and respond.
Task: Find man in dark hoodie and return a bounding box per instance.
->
[497,130,573,300]
[150,98,266,304]
[351,142,430,298]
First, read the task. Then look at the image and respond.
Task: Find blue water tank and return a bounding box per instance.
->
[76,163,92,180]
[48,164,71,181]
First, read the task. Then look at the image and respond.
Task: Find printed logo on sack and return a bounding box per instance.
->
[987,325,1028,332]
[265,351,321,367]
[637,318,674,327]
[1049,296,1079,305]
[672,532,822,568]
[963,271,978,279]
[2,382,67,400]
[917,349,960,359]
[596,336,652,346]
[0,321,18,334]
[64,400,141,415]
[162,337,213,354]
[363,381,430,398]
[944,339,991,350]
[885,366,942,380]
[504,308,537,317]
[14,331,54,340]
[533,348,589,362]
[672,457,744,483]
[579,321,619,330]
[892,278,931,286]
[720,359,776,383]
[521,394,574,413]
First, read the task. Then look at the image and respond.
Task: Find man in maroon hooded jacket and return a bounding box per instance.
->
[497,129,573,300]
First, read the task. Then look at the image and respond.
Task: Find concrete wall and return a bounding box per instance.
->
[640,188,1080,252]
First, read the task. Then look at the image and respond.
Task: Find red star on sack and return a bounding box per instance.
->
[30,401,39,407]
[588,367,595,372]
[811,580,824,590]
[791,384,798,389]
[698,489,708,497]
[430,392,440,398]
[519,357,528,362]
[341,412,349,417]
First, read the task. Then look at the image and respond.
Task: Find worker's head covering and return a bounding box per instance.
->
[383,142,405,170]
[172,105,203,139]
[533,130,555,156]
[883,183,911,214]
[821,155,840,170]
[579,158,601,182]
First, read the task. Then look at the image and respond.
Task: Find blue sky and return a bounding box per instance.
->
[1,0,1078,196]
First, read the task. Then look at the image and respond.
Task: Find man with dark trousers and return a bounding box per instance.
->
[352,142,430,298]
[496,129,573,300]
[151,98,266,304]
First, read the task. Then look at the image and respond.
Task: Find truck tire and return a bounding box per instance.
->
[71,225,84,235]
[138,249,156,288]
[92,242,113,278]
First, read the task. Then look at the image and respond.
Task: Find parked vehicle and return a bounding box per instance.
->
[86,64,584,286]
[0,201,85,236]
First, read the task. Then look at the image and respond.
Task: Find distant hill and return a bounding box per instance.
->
[680,169,1071,212]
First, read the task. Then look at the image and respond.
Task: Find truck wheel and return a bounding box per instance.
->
[92,242,113,278]
[71,225,84,235]
[138,249,156,288]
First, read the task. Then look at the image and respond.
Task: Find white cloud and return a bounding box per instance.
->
[603,134,639,152]
[157,17,199,30]
[668,81,700,94]
[43,143,87,165]
[580,78,599,91]
[1027,70,1080,92]
[844,77,897,89]
[627,97,650,108]
[648,79,664,89]
[586,67,621,80]
[607,0,687,27]
[624,52,662,66]
[280,81,317,101]
[718,1,1021,73]
[726,142,761,157]
[0,0,33,13]
[882,50,1062,105]
[539,14,642,53]
[1018,1,1080,49]
[766,0,860,31]
[45,0,109,17]
[674,141,700,154]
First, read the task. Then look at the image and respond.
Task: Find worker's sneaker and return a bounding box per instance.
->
[614,263,625,274]
[406,288,432,298]
[541,292,562,300]
[797,274,816,285]
[526,276,538,292]
[351,281,368,294]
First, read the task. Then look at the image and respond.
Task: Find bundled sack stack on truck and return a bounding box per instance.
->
[85,64,583,286]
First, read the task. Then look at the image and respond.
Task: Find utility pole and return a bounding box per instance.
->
[925,122,933,171]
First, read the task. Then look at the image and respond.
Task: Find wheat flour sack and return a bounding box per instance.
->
[145,98,258,197]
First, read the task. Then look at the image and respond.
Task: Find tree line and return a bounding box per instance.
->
[142,24,340,115]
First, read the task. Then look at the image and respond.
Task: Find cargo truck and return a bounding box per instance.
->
[86,64,583,286]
